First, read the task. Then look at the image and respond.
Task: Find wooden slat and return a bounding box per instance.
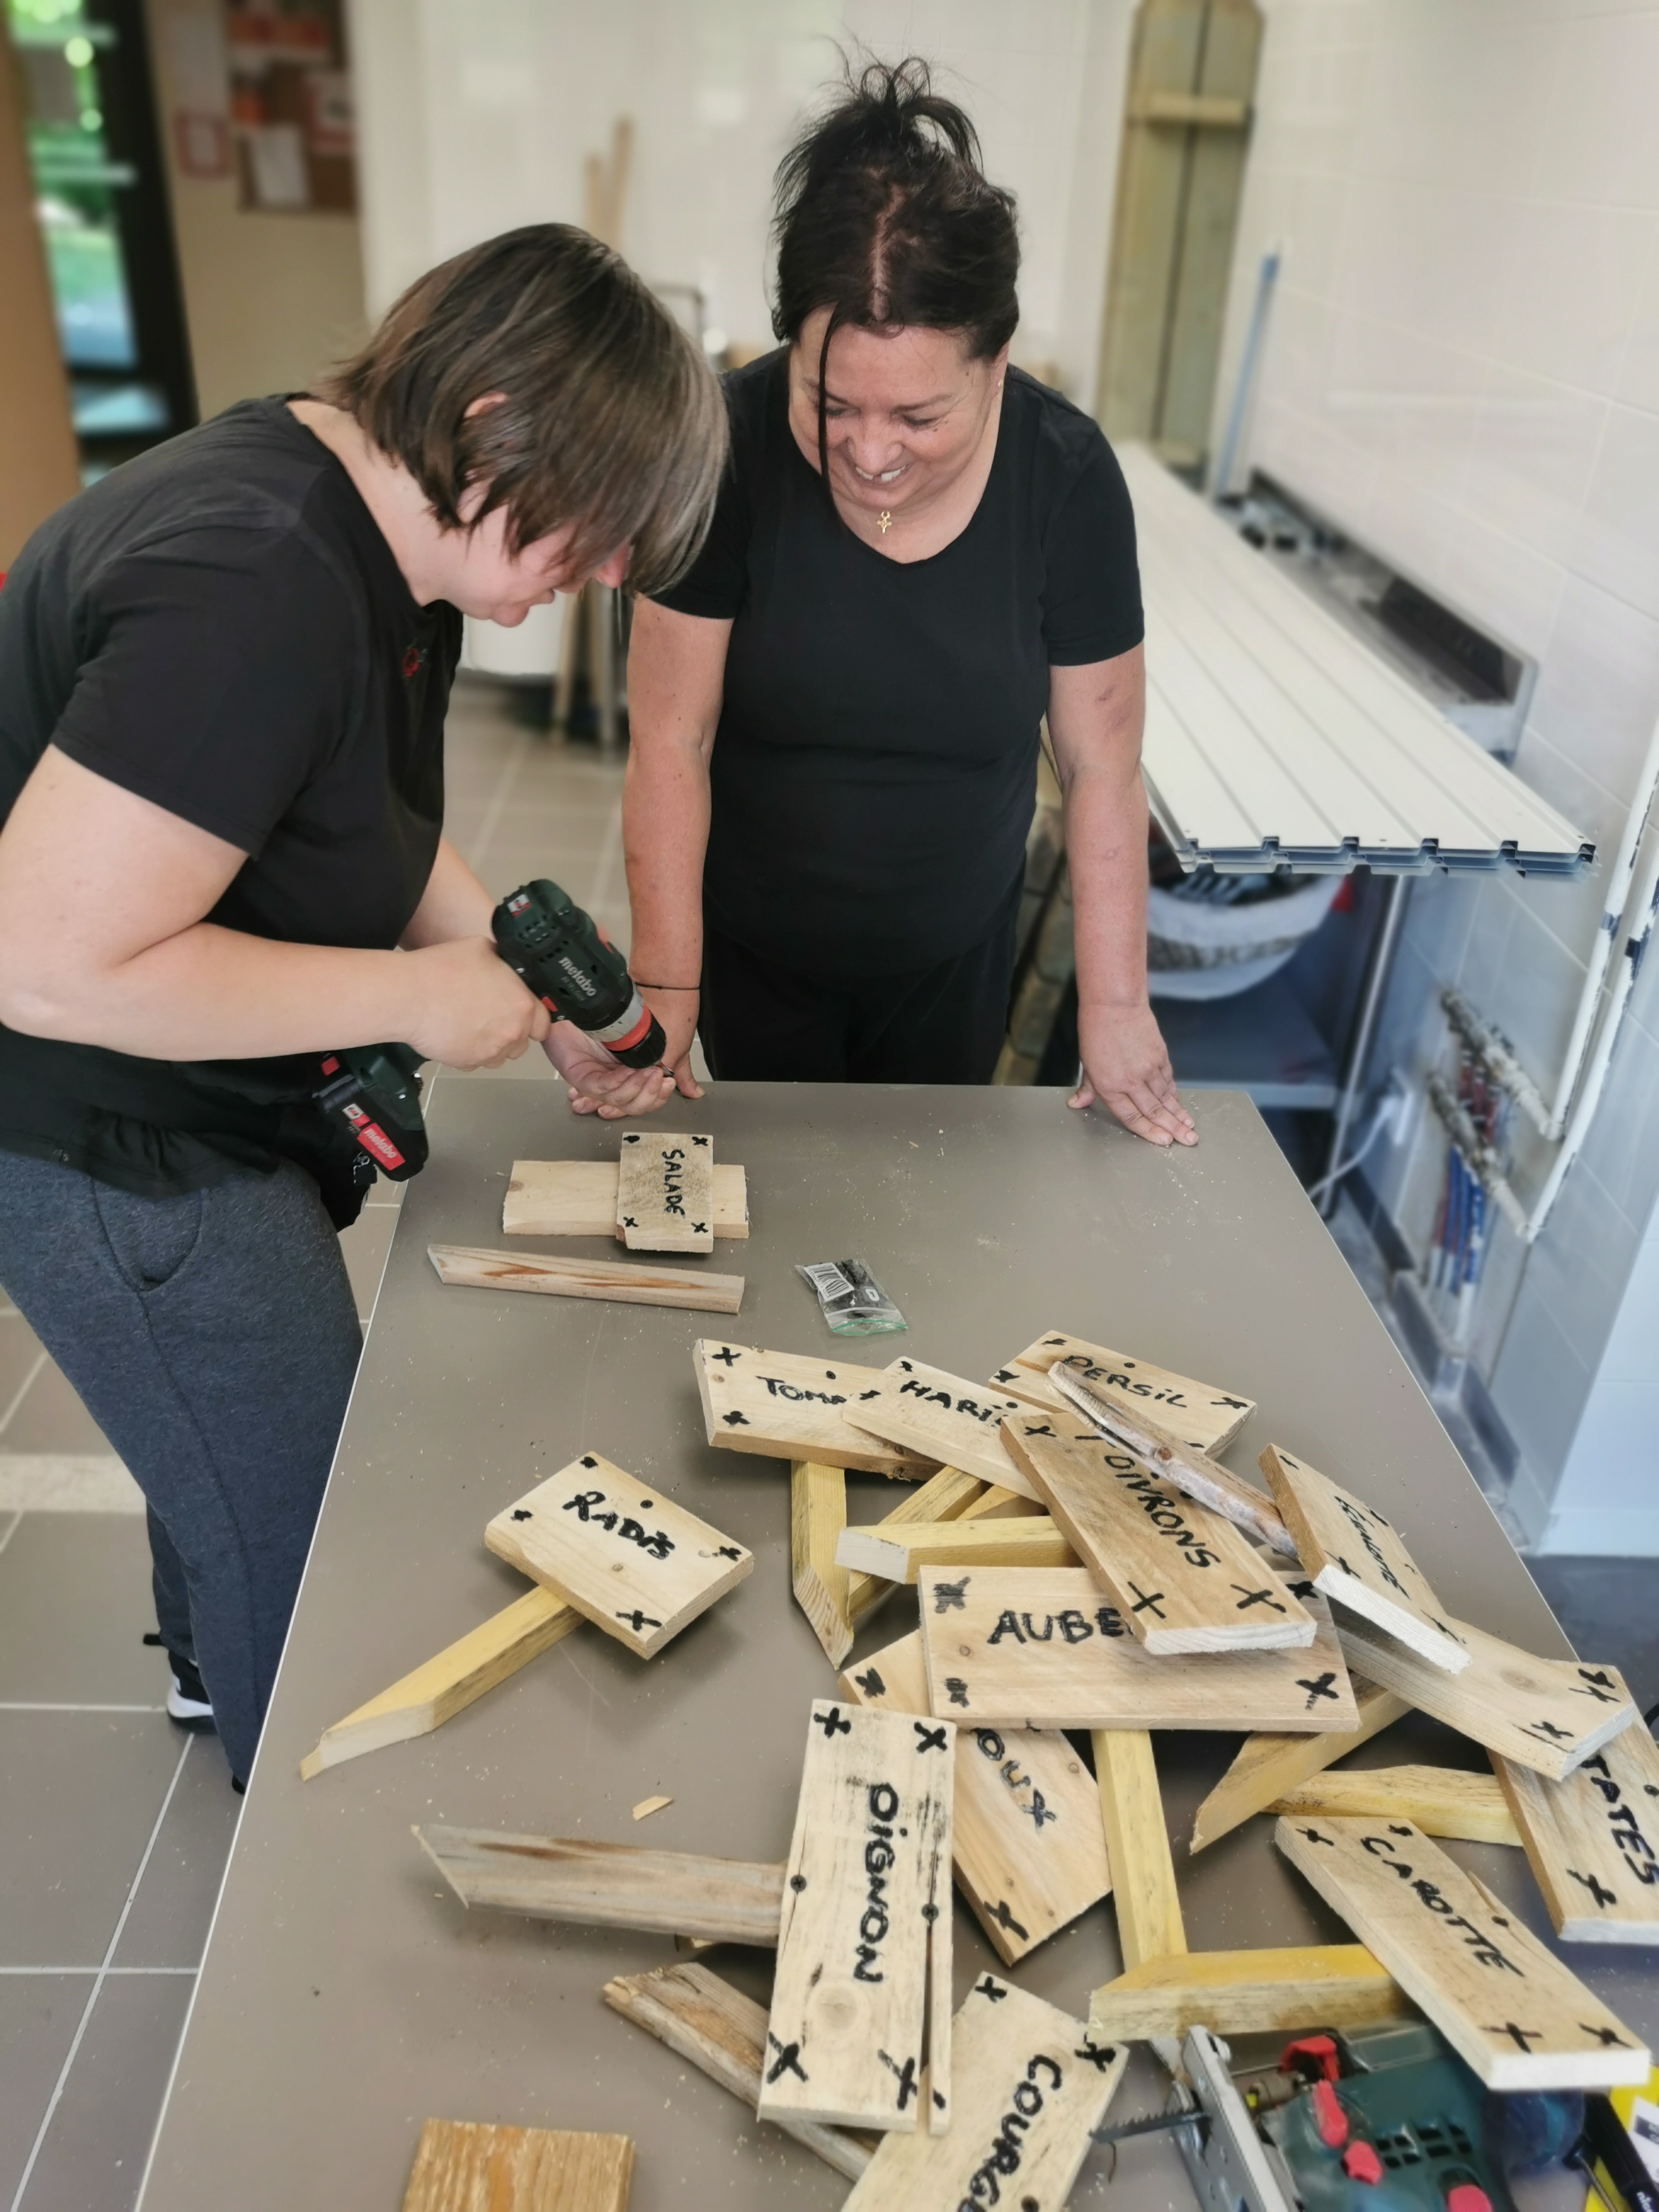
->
[428,1245,743,1315]
[1189,1678,1410,1852]
[846,1468,985,1633]
[1088,1945,1406,2042]
[792,1461,853,1666]
[1333,1613,1638,1781]
[503,1159,748,1239]
[916,1567,1359,1733]
[991,1331,1253,1455]
[1004,1416,1315,1654]
[299,1587,579,1779]
[842,1976,1127,2211]
[841,1630,1111,1966]
[693,1341,939,1478]
[843,1357,1036,1496]
[1260,1444,1468,1672]
[400,2120,632,2212]
[762,1699,953,2136]
[1495,1724,1659,1946]
[484,1452,751,1659]
[1276,1816,1649,2090]
[836,1516,1078,1584]
[957,1483,1045,1521]
[1093,1730,1185,1969]
[1271,1765,1520,1847]
[615,1130,714,1253]
[602,1963,874,2181]
[415,1828,785,1946]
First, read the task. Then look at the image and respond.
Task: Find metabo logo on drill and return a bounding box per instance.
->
[557,951,598,1002]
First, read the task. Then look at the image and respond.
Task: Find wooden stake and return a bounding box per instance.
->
[993,1330,1255,1454]
[1334,1612,1639,1781]
[840,1975,1127,2211]
[842,1356,1036,1495]
[1270,1765,1520,1846]
[1092,1731,1185,1969]
[615,1131,714,1253]
[602,1963,874,2181]
[792,1461,853,1666]
[1004,1416,1315,1654]
[429,1245,743,1316]
[504,1159,748,1241]
[1495,1723,1659,1946]
[840,1630,1111,1966]
[846,1467,985,1634]
[484,1453,751,1659]
[957,1483,1044,1521]
[917,1567,1360,1733]
[1188,1677,1410,1853]
[1276,1815,1649,2090]
[401,2119,631,2212]
[693,1341,939,1477]
[1259,1443,1468,1673]
[415,1827,785,1946]
[836,1515,1078,1584]
[762,1699,953,2136]
[1087,1945,1406,2043]
[299,1586,579,1779]
[1048,1366,1295,1555]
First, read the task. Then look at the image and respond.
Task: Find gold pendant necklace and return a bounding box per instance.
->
[876,509,893,535]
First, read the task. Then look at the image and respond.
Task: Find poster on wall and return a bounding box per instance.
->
[224,0,357,213]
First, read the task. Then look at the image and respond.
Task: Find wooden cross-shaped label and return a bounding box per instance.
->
[484,1452,751,1658]
[990,1330,1254,1454]
[617,1131,714,1253]
[694,1341,939,1476]
[843,1357,1034,1495]
[762,1699,954,2136]
[1276,1815,1649,2089]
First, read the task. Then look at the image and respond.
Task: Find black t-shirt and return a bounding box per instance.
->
[0,397,460,1212]
[654,352,1142,977]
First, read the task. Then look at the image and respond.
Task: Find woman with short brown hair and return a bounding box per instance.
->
[0,224,724,1786]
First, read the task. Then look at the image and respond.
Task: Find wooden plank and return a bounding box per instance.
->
[1004,1416,1315,1654]
[616,1130,714,1253]
[846,1468,985,1634]
[841,1974,1128,2212]
[840,1630,1112,1967]
[484,1453,751,1659]
[1088,1945,1406,2043]
[1271,1765,1520,1847]
[836,1516,1078,1584]
[1275,1815,1650,2090]
[917,1568,1360,1733]
[299,1587,580,1780]
[693,1341,939,1478]
[1047,1366,1295,1555]
[504,1159,749,1241]
[957,1483,1044,1521]
[842,1357,1037,1497]
[401,2119,632,2212]
[792,1461,853,1667]
[1334,1612,1638,1782]
[993,1331,1254,1454]
[414,1827,785,1946]
[761,1699,954,2136]
[1260,1443,1469,1674]
[1495,1724,1659,1945]
[1092,1730,1185,1969]
[429,1245,743,1316]
[602,1963,875,2182]
[1189,1678,1411,1853]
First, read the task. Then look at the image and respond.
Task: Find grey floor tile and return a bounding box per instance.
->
[337,1205,398,1322]
[0,1977,86,2210]
[113,1740,240,1969]
[0,1714,186,1966]
[1526,1555,1659,1713]
[16,1971,193,2212]
[0,1515,161,1706]
[2,1361,117,1456]
[0,1314,47,1427]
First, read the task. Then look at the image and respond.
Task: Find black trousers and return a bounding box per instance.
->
[699,880,1020,1084]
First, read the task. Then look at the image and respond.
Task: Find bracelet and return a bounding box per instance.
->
[634,981,699,991]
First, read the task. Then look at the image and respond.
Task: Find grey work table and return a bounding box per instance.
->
[138,1079,1654,2211]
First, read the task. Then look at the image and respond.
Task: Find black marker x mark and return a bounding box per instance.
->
[1298,1672,1339,1706]
[765,2035,806,2083]
[1569,1869,1618,1908]
[933,1578,968,1613]
[1073,2042,1120,2071]
[914,1722,948,1754]
[1128,1584,1167,1619]
[976,1976,1007,2001]
[815,1706,851,1737]
[511,1508,532,1522]
[983,1898,1029,1940]
[879,2051,919,2110]
[617,1610,662,1632]
[723,1410,750,1427]
[709,1346,739,1366]
[1300,1827,1335,1846]
[1233,1585,1287,1614]
[1580,2025,1630,2047]
[1487,2023,1543,2051]
[854,1667,886,1698]
[622,1216,637,1229]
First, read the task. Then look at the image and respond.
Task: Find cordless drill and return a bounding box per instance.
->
[311,879,665,1182]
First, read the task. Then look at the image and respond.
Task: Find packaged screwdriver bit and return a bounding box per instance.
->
[796,1258,908,1336]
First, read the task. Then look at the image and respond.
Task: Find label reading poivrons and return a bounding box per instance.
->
[762,1700,954,2135]
[842,1976,1127,2212]
[484,1451,751,1658]
[694,1341,940,1477]
[991,1330,1254,1454]
[617,1130,714,1253]
[843,1356,1034,1495]
[918,1567,1359,1734]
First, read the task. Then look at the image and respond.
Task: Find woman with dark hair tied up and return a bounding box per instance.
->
[625,58,1194,1145]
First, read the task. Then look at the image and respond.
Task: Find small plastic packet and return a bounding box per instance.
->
[796,1258,908,1336]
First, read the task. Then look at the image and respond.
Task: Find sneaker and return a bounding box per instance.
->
[144,1633,215,1732]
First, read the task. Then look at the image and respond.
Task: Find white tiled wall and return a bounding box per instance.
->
[1212,0,1659,1543]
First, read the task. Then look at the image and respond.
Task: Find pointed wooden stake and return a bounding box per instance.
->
[1093,1730,1186,1970]
[791,1460,853,1665]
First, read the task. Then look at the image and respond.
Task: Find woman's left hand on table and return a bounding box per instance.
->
[1070,997,1198,1149]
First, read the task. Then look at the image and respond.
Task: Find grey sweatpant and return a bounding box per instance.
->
[0,1148,362,1782]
